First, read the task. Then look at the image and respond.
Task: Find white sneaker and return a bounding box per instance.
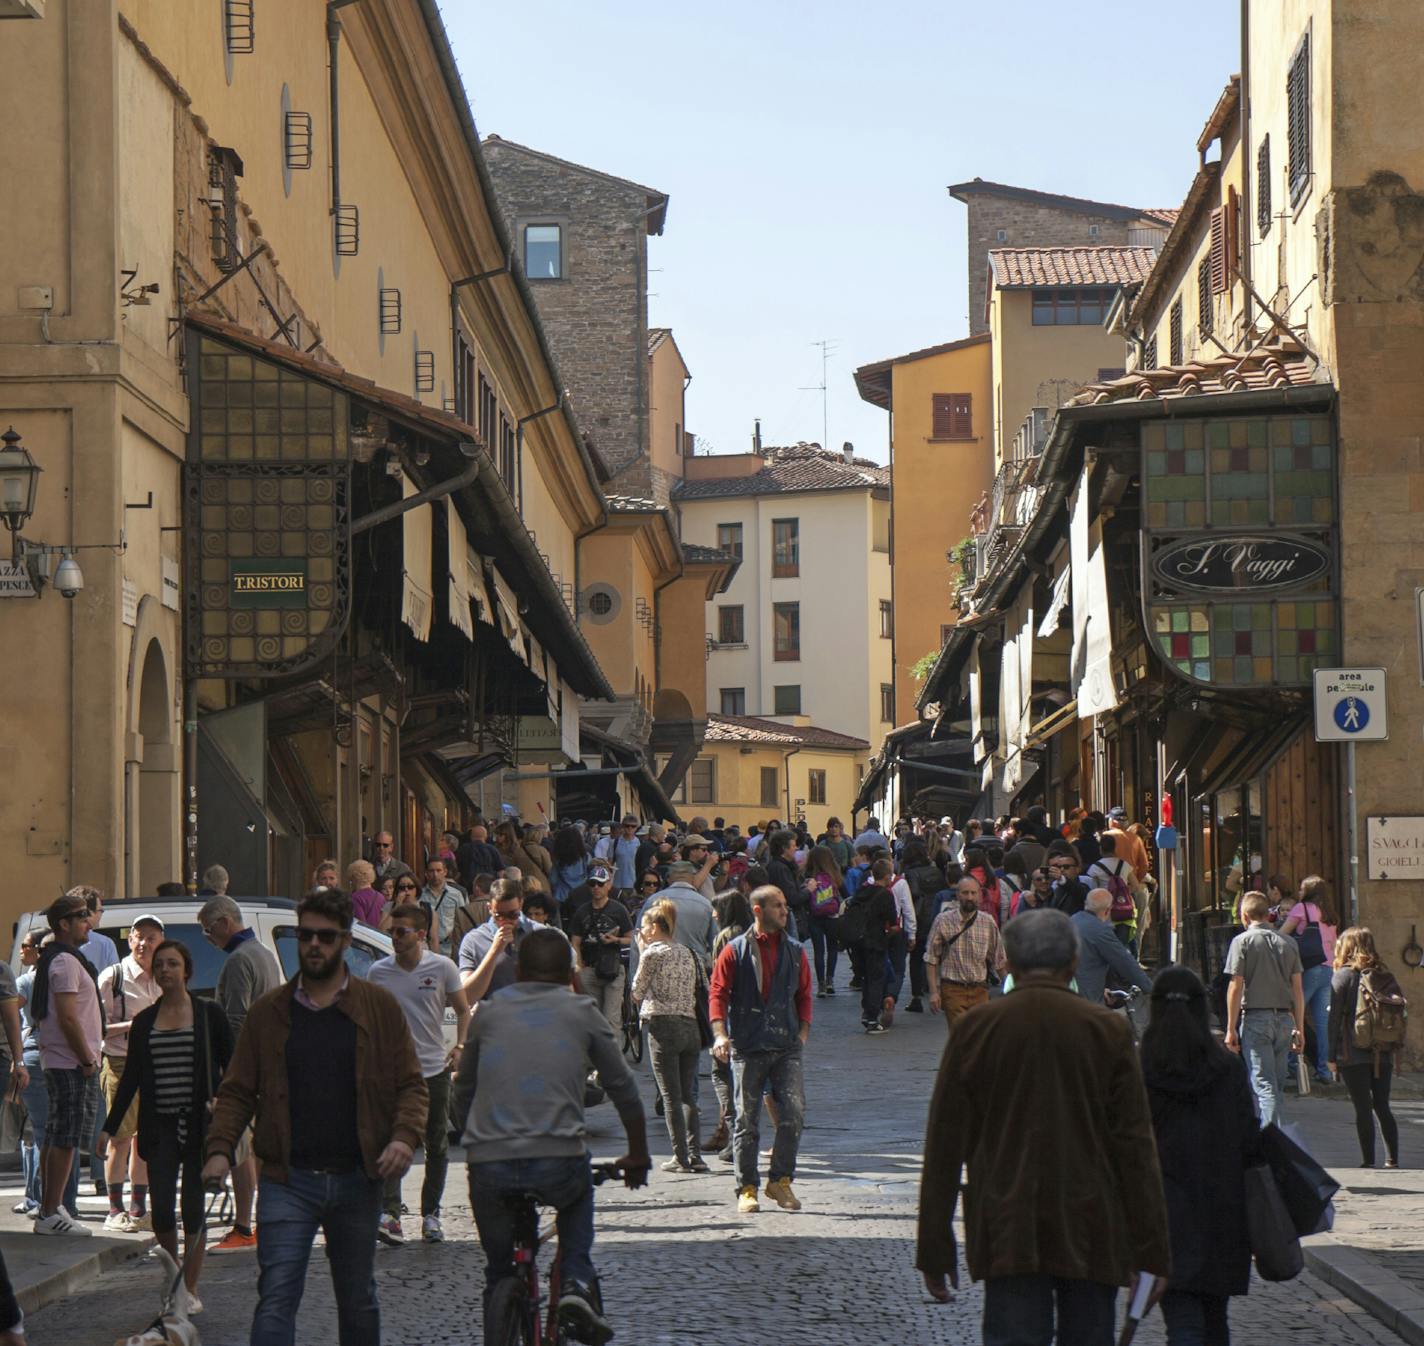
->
[103,1210,136,1233]
[34,1207,91,1237]
[180,1286,204,1317]
[422,1214,443,1243]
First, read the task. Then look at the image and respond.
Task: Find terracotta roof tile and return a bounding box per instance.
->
[681,542,734,564]
[1064,339,1323,409]
[605,493,660,513]
[673,443,887,501]
[705,714,869,751]
[989,247,1159,290]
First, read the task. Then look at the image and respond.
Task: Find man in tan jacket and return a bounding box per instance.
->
[203,888,427,1346]
[916,908,1170,1345]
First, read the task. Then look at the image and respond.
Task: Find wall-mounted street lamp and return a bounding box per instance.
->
[0,425,122,598]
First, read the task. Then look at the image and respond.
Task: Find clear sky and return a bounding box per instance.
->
[443,1,1241,464]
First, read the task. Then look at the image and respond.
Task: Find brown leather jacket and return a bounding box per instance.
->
[205,975,428,1184]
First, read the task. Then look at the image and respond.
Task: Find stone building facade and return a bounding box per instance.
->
[950,179,1173,333]
[482,137,667,497]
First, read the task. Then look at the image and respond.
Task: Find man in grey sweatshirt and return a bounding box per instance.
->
[453,928,648,1346]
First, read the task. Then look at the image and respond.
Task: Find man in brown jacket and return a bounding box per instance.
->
[916,908,1170,1346]
[203,888,427,1346]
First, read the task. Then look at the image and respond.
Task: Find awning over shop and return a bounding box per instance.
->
[1070,468,1119,718]
[488,565,527,663]
[1037,563,1071,639]
[445,498,474,641]
[400,477,434,643]
[999,586,1035,792]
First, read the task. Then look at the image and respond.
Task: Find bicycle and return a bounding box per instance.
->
[484,1161,624,1346]
[619,948,643,1064]
[1105,986,1151,1044]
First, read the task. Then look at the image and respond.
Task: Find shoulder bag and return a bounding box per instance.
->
[692,954,715,1050]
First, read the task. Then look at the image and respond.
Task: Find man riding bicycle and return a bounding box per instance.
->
[452,926,650,1345]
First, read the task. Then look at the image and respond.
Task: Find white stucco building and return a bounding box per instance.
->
[674,444,893,746]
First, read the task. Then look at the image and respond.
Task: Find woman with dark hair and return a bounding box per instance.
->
[1279,875,1338,1085]
[1141,965,1259,1345]
[101,939,234,1314]
[549,825,591,907]
[802,845,846,998]
[1328,927,1401,1168]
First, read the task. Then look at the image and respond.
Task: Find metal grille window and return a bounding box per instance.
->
[284,111,313,171]
[771,518,799,577]
[1169,298,1184,366]
[809,769,827,805]
[378,288,402,336]
[207,147,243,273]
[1197,255,1214,339]
[333,204,360,257]
[414,350,435,394]
[1257,136,1272,236]
[760,765,779,807]
[717,605,744,645]
[879,599,892,638]
[1288,32,1311,205]
[716,523,743,559]
[720,687,745,715]
[773,602,800,661]
[223,0,255,54]
[880,683,895,723]
[931,393,973,439]
[1143,335,1158,369]
[773,684,801,715]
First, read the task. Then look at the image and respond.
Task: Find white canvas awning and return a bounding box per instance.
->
[1037,562,1071,639]
[999,586,1036,792]
[1070,468,1119,718]
[401,477,433,643]
[445,498,473,642]
[489,565,527,663]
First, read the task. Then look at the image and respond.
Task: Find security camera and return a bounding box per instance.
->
[53,554,83,599]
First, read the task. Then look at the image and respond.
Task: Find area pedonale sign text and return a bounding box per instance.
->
[1152,533,1330,594]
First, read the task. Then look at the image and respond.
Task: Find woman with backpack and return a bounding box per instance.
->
[1328,927,1402,1168]
[1277,875,1337,1085]
[802,845,845,998]
[1141,965,1260,1345]
[549,824,592,907]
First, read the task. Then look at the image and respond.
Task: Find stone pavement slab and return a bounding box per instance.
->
[17,978,1421,1344]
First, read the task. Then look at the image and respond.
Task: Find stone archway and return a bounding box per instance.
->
[126,600,179,897]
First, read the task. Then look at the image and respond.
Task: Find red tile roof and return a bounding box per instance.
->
[1140,208,1181,227]
[947,179,1165,225]
[988,247,1160,290]
[1064,339,1323,409]
[673,443,888,501]
[706,714,869,751]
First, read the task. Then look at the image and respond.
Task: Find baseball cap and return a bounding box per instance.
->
[129,913,166,932]
[681,833,711,848]
[589,864,613,885]
[1107,806,1127,821]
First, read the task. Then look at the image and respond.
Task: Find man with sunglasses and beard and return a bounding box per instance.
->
[203,889,428,1346]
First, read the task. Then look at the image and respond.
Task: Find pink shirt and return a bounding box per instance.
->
[1287,902,1337,963]
[37,952,105,1070]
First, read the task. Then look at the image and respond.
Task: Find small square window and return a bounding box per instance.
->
[773,684,801,715]
[717,605,744,645]
[720,687,745,716]
[689,757,716,805]
[773,602,800,661]
[772,519,799,577]
[879,600,893,639]
[716,523,743,560]
[880,683,895,723]
[808,769,827,805]
[524,224,562,279]
[760,766,780,808]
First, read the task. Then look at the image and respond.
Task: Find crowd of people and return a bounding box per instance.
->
[0,801,1407,1345]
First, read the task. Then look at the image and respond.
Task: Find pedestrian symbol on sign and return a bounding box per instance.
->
[1334,696,1369,733]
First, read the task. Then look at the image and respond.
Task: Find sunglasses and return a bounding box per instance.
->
[396,882,418,892]
[389,925,421,938]
[493,909,521,922]
[374,841,393,849]
[296,927,342,945]
[639,881,658,890]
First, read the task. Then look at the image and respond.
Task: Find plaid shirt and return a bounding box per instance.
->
[923,907,1006,986]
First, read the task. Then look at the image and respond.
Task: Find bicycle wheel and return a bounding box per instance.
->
[622,1010,644,1064]
[486,1276,534,1346]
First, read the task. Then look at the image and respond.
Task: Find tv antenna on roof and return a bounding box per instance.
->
[800,339,839,449]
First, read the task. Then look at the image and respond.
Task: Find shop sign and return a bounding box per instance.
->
[0,561,36,598]
[1152,534,1330,594]
[230,558,307,609]
[1366,816,1424,880]
[161,556,180,611]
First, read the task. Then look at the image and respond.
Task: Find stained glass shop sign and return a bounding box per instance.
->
[1141,413,1337,689]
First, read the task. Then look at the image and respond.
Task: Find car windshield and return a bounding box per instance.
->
[272,926,385,981]
[95,922,225,997]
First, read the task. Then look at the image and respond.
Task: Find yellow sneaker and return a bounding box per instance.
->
[736,1186,760,1214]
[764,1178,801,1211]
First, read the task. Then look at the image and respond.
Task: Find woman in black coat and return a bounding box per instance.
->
[102,940,234,1309]
[1141,964,1260,1346]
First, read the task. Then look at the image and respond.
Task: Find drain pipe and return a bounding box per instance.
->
[516,394,564,515]
[351,442,481,536]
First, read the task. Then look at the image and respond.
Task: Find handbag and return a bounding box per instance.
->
[692,958,715,1050]
[1259,1122,1340,1236]
[1244,1163,1305,1281]
[1295,908,1327,971]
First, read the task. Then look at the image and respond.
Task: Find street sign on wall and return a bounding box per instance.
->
[1365,816,1424,880]
[1313,667,1388,741]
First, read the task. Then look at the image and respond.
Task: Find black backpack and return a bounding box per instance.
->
[836,889,876,950]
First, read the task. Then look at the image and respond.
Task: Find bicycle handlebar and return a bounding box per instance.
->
[590,1160,628,1186]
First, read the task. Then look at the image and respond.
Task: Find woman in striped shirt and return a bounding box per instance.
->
[102,940,233,1314]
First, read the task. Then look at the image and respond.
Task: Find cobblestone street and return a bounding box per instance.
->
[20,978,1416,1345]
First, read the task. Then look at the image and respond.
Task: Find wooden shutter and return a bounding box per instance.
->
[932,393,973,439]
[1256,137,1272,236]
[1198,255,1214,337]
[1287,32,1311,202]
[1227,186,1241,283]
[1208,207,1227,293]
[1169,300,1183,366]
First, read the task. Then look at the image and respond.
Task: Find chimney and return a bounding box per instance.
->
[842,440,854,463]
[753,418,763,455]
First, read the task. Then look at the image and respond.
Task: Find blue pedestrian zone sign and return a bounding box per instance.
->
[1314,668,1388,742]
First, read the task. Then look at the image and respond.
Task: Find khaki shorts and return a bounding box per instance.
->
[100,1056,138,1140]
[234,1123,253,1166]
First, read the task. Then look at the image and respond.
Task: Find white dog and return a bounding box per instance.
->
[112,1246,200,1346]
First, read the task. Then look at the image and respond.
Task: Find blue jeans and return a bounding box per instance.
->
[982,1274,1117,1346]
[21,1063,76,1212]
[1241,1009,1295,1128]
[1300,963,1332,1076]
[468,1156,595,1299]
[252,1168,382,1346]
[731,1045,804,1191]
[808,914,839,987]
[884,931,909,1004]
[1160,1288,1231,1345]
